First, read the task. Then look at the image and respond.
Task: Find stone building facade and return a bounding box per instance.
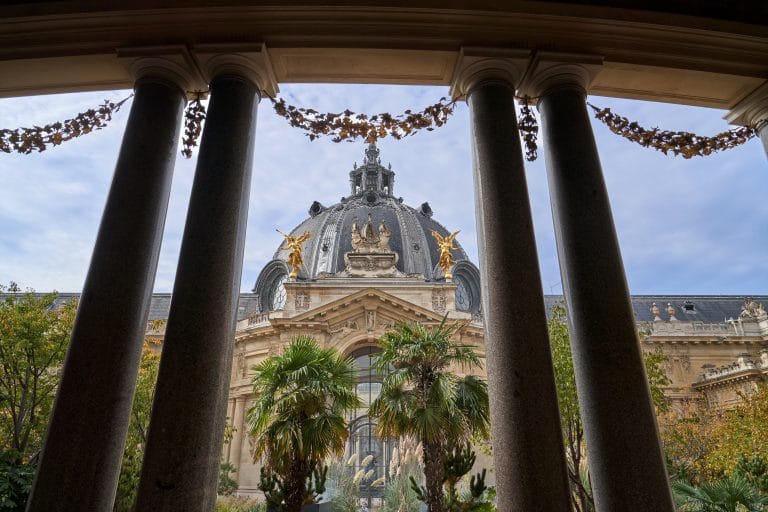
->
[33,145,768,500]
[213,145,768,495]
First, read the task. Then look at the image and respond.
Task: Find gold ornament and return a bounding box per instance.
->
[277,230,311,279]
[432,230,460,281]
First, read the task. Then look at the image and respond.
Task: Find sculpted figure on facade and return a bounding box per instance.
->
[432,230,460,281]
[740,297,767,319]
[278,229,311,279]
[351,213,392,253]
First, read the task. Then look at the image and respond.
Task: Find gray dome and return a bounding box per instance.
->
[254,144,481,312]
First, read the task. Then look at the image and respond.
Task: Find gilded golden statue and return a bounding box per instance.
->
[431,230,460,281]
[277,229,311,279]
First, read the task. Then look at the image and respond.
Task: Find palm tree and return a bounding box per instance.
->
[247,336,361,512]
[673,475,768,512]
[369,319,490,512]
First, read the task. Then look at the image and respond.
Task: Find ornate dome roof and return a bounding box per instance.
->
[254,144,481,312]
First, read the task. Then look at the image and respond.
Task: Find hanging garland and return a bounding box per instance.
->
[587,103,756,158]
[269,96,456,143]
[181,93,207,158]
[0,96,132,154]
[517,99,539,162]
[0,93,759,161]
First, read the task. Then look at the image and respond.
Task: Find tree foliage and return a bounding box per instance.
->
[0,456,34,512]
[706,385,768,478]
[247,336,360,512]
[0,283,75,465]
[548,303,670,512]
[673,474,768,512]
[664,383,768,486]
[369,319,490,512]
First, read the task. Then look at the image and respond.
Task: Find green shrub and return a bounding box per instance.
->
[215,495,267,512]
[0,453,35,512]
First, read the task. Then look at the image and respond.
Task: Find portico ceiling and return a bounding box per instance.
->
[1,2,767,113]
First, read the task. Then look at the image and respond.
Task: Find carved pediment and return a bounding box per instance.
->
[288,288,445,326]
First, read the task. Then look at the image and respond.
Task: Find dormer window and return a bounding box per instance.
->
[683,301,696,313]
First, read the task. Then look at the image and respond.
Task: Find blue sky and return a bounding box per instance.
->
[0,84,766,295]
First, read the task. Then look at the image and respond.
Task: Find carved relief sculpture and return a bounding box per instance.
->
[432,288,447,314]
[295,292,310,311]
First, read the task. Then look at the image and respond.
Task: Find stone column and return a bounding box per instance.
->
[135,47,276,511]
[450,49,572,512]
[25,53,195,512]
[229,396,247,475]
[725,81,768,157]
[524,55,675,512]
[224,398,236,463]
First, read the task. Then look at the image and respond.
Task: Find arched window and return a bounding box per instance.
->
[346,346,393,506]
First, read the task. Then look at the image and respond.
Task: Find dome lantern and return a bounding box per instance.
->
[349,142,395,198]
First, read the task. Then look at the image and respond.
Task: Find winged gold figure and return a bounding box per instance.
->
[431,230,460,281]
[277,229,311,278]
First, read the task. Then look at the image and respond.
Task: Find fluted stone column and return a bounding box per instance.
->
[524,56,675,512]
[26,53,195,512]
[450,49,572,512]
[726,81,768,158]
[135,47,275,511]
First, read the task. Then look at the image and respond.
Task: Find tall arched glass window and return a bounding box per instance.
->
[347,346,394,507]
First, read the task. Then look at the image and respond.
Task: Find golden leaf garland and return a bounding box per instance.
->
[0,96,132,154]
[588,103,756,158]
[270,96,457,143]
[1,93,758,161]
[181,93,207,158]
[517,99,539,161]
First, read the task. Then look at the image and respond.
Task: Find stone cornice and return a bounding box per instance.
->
[517,52,603,99]
[1,7,767,107]
[725,81,768,128]
[693,368,766,389]
[642,336,767,345]
[449,47,529,101]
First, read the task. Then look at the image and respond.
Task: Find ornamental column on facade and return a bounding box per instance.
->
[726,82,768,158]
[135,45,277,512]
[519,54,675,512]
[450,48,573,512]
[26,50,201,512]
[228,396,248,475]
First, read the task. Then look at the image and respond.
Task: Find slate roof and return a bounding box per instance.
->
[542,295,768,324]
[7,293,763,326]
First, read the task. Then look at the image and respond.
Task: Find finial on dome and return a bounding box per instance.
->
[364,142,380,165]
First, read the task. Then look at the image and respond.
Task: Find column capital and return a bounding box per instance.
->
[193,43,279,98]
[517,52,603,100]
[725,81,768,129]
[118,46,207,94]
[449,47,530,101]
